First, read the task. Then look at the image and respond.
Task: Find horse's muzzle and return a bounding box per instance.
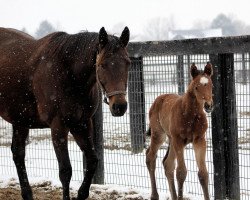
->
[204,102,213,113]
[111,102,127,116]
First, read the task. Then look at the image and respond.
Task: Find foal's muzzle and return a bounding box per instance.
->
[204,102,214,113]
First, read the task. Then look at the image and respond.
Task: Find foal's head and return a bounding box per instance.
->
[190,62,213,113]
[96,27,130,116]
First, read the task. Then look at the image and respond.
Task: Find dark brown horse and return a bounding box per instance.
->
[146,63,213,200]
[0,26,130,200]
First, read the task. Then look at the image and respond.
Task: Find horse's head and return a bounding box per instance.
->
[96,27,131,116]
[190,62,214,113]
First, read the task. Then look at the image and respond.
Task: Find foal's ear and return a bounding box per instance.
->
[190,63,199,78]
[204,62,213,76]
[119,27,130,48]
[99,27,108,49]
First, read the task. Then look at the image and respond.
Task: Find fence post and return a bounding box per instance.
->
[92,92,104,184]
[242,53,247,85]
[210,54,240,200]
[220,53,240,200]
[128,56,146,154]
[177,55,185,95]
[186,55,191,82]
[209,54,227,200]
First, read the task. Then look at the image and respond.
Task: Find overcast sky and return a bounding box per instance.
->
[1,0,250,36]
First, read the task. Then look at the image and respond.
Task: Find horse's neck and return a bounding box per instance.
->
[182,91,204,116]
[72,60,97,92]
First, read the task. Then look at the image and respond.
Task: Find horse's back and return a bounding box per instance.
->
[0,28,37,69]
[0,28,45,127]
[0,27,34,46]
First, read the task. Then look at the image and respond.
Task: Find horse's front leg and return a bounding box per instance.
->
[70,118,98,200]
[51,117,71,200]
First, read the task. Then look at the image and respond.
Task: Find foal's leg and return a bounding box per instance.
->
[11,125,33,200]
[162,141,177,200]
[146,131,165,200]
[70,119,98,200]
[173,139,187,200]
[193,137,209,200]
[51,117,71,200]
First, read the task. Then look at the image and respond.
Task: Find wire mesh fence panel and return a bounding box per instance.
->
[235,53,250,199]
[0,40,250,200]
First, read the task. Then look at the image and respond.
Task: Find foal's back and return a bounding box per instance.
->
[148,93,181,137]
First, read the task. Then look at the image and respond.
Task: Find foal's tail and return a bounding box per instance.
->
[144,127,151,149]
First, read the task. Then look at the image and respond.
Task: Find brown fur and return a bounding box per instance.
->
[146,63,213,200]
[0,26,130,200]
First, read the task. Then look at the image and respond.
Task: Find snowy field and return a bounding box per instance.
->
[0,57,249,199]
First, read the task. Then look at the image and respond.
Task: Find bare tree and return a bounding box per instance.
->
[210,13,250,36]
[21,27,28,34]
[111,22,137,41]
[142,16,175,41]
[210,14,237,36]
[35,20,56,39]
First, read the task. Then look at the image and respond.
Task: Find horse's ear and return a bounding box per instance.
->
[190,63,199,78]
[119,27,130,48]
[204,62,213,76]
[99,27,108,49]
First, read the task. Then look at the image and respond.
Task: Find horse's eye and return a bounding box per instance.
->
[195,87,198,90]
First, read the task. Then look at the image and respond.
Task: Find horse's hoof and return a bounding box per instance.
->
[22,195,33,200]
[22,192,33,200]
[150,194,159,200]
[77,190,89,200]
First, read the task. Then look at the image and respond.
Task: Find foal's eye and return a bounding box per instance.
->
[195,87,198,90]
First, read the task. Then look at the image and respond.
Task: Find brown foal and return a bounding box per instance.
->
[146,63,213,200]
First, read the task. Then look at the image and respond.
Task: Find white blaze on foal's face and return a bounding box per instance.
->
[200,76,209,85]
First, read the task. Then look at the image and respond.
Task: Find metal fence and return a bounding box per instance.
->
[0,36,250,199]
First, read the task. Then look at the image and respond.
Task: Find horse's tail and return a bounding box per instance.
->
[145,127,151,136]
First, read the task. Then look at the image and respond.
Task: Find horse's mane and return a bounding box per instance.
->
[42,31,121,64]
[42,32,99,63]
